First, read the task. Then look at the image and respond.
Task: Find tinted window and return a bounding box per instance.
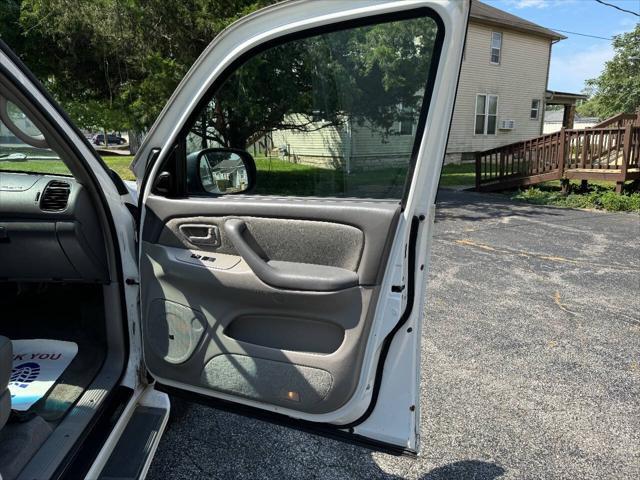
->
[184,13,441,199]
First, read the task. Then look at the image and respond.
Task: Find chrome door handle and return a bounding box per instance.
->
[179,224,220,246]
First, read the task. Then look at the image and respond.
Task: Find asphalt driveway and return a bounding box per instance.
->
[147,189,639,480]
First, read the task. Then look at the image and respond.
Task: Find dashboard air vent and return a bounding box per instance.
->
[40,180,71,211]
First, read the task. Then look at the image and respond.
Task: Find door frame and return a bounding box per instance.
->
[136,0,470,453]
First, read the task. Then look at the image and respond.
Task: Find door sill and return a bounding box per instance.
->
[97,388,170,480]
[157,384,417,458]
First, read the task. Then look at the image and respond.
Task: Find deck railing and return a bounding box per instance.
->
[565,127,627,170]
[593,112,640,129]
[474,131,563,188]
[476,125,640,192]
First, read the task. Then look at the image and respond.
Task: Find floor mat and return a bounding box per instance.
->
[0,284,107,423]
[9,340,78,411]
[0,415,52,480]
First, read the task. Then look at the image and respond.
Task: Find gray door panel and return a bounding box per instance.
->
[143,195,400,284]
[141,195,399,414]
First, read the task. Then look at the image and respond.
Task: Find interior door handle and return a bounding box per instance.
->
[224,218,358,291]
[179,224,220,246]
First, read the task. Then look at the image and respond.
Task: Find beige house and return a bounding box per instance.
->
[445,1,565,163]
[272,1,569,168]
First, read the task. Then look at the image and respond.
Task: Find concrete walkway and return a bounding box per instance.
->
[148,190,639,480]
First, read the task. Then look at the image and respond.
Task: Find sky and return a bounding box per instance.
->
[482,0,639,93]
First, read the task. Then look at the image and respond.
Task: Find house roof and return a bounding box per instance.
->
[546,90,588,101]
[543,110,600,124]
[470,1,566,41]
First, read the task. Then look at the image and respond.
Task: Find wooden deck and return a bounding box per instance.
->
[475,113,640,194]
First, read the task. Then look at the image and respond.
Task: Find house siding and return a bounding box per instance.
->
[273,20,554,169]
[445,22,551,162]
[272,116,415,171]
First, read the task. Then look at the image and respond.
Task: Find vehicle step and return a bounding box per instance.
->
[98,406,165,480]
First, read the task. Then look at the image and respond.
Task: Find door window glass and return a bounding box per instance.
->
[183,13,441,199]
[0,98,71,176]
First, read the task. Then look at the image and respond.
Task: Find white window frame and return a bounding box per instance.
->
[490,31,502,65]
[530,99,540,120]
[474,93,498,136]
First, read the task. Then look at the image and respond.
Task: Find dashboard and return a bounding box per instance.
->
[0,171,109,282]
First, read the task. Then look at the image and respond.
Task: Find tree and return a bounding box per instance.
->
[1,0,275,131]
[578,24,640,118]
[191,16,439,149]
[2,1,440,149]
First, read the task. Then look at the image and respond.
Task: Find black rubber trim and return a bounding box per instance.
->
[138,148,162,211]
[109,168,130,195]
[54,386,134,480]
[156,384,417,458]
[341,214,421,428]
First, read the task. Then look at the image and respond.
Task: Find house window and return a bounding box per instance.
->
[475,94,498,135]
[530,99,540,119]
[399,119,413,135]
[398,103,414,135]
[490,32,502,64]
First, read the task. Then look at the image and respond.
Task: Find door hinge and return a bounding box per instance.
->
[125,278,140,285]
[391,284,405,293]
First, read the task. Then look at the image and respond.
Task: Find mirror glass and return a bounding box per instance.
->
[6,100,46,141]
[198,151,249,194]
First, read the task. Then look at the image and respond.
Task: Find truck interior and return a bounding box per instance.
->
[0,76,127,479]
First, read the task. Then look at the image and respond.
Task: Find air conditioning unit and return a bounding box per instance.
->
[499,119,515,130]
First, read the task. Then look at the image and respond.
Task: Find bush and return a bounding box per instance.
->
[597,191,640,212]
[512,185,640,212]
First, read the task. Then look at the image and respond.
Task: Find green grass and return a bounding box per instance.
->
[0,152,477,193]
[252,156,408,197]
[512,183,640,212]
[12,155,635,211]
[102,155,134,180]
[437,162,476,186]
[0,152,135,179]
[253,157,477,196]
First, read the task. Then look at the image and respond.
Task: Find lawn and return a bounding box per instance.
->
[3,154,637,210]
[512,183,640,212]
[0,153,477,194]
[436,162,476,186]
[0,152,134,179]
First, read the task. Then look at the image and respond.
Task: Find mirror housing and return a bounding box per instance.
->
[153,171,173,195]
[192,148,256,195]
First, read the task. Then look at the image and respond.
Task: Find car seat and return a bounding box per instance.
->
[0,336,12,429]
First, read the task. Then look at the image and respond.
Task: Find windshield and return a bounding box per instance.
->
[0,98,71,176]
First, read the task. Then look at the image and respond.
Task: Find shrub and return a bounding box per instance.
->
[512,186,640,212]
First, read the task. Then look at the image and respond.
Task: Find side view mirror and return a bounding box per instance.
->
[0,95,49,149]
[153,171,173,195]
[196,148,256,195]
